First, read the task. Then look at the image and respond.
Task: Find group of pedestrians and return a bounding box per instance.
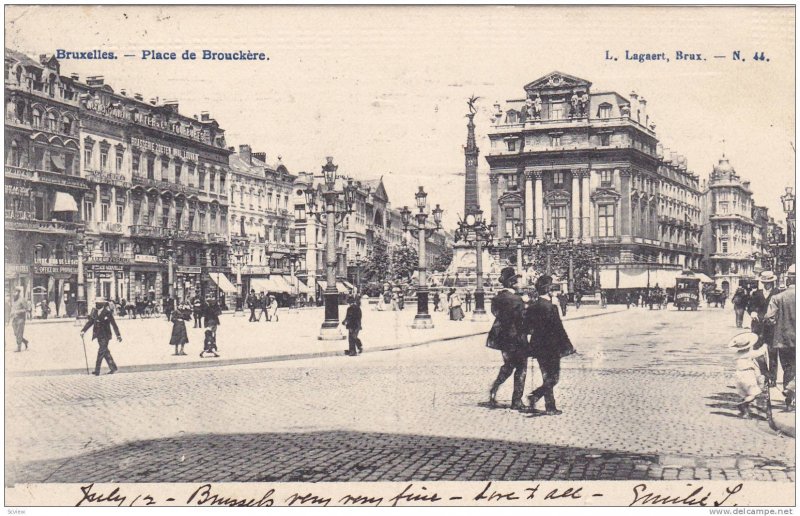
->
[245,290,280,322]
[487,266,576,415]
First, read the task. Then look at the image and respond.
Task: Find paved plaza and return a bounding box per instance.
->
[5,304,795,485]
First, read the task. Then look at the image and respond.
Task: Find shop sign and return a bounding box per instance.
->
[6,264,30,274]
[135,254,159,263]
[131,137,200,161]
[33,264,77,275]
[95,272,113,279]
[176,266,202,274]
[90,264,125,272]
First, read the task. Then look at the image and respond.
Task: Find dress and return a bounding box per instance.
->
[734,347,766,399]
[449,294,465,321]
[169,311,189,346]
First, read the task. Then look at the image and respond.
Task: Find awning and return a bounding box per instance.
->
[650,269,682,287]
[342,280,355,292]
[52,191,78,212]
[250,276,291,293]
[208,272,237,293]
[317,280,351,294]
[295,278,312,294]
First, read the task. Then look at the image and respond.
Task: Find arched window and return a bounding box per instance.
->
[62,116,72,135]
[47,112,58,131]
[9,140,20,167]
[32,108,42,128]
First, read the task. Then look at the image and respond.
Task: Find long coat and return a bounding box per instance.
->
[766,285,796,349]
[169,311,189,345]
[748,289,775,342]
[342,304,362,331]
[204,302,221,327]
[487,289,527,352]
[523,297,574,358]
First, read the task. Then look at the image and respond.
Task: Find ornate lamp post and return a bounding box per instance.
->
[304,157,356,340]
[166,237,175,299]
[354,251,365,296]
[68,227,88,318]
[286,249,302,300]
[400,186,444,329]
[455,209,494,322]
[230,239,246,314]
[781,186,795,266]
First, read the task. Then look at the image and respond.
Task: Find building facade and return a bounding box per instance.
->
[4,49,84,316]
[485,71,704,291]
[701,155,757,293]
[228,145,298,299]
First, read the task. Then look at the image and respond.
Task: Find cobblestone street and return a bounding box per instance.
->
[5,305,795,484]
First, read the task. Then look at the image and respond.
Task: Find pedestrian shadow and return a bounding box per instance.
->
[10,430,660,485]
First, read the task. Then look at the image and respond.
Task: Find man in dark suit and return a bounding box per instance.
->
[342,295,363,356]
[524,274,576,415]
[488,266,528,410]
[748,271,778,386]
[246,289,258,322]
[80,299,123,376]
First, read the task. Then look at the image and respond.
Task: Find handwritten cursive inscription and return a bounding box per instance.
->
[76,484,127,507]
[630,483,743,507]
[186,484,275,507]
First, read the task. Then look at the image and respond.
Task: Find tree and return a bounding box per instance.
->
[391,242,418,281]
[525,243,598,292]
[363,237,391,284]
[431,246,454,272]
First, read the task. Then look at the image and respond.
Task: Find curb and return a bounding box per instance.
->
[9,307,625,378]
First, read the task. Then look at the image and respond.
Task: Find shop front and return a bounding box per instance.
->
[175,265,202,302]
[31,262,78,318]
[85,263,127,305]
[203,267,237,309]
[4,263,32,306]
[130,254,165,302]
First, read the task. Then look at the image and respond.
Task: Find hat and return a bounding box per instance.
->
[535,274,553,294]
[499,266,521,287]
[728,332,759,350]
[759,271,777,283]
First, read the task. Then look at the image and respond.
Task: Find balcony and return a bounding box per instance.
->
[89,221,125,235]
[131,175,200,196]
[5,166,88,190]
[6,218,84,235]
[129,225,172,239]
[173,229,206,243]
[85,170,130,188]
[207,233,227,244]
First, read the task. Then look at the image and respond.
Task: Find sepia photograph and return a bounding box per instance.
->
[3,4,796,509]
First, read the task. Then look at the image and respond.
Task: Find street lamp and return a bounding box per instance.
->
[68,227,88,319]
[455,209,494,322]
[781,186,795,265]
[400,186,444,329]
[285,249,302,302]
[354,251,365,296]
[231,239,246,315]
[304,157,356,340]
[166,237,175,299]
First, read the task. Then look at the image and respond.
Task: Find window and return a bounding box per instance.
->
[100,149,108,171]
[84,200,94,222]
[506,112,517,124]
[161,205,170,228]
[101,202,109,222]
[198,169,205,189]
[84,145,93,167]
[295,204,306,221]
[115,149,123,172]
[209,171,216,192]
[553,171,565,185]
[598,204,615,237]
[188,213,195,231]
[601,169,613,186]
[284,195,288,210]
[33,147,45,170]
[47,112,57,131]
[62,117,72,134]
[504,207,520,236]
[32,109,41,127]
[551,104,564,120]
[174,163,182,185]
[598,104,612,119]
[116,204,123,223]
[132,154,140,176]
[550,135,562,147]
[101,241,111,254]
[267,192,273,210]
[161,159,169,181]
[199,213,206,231]
[721,240,728,253]
[550,206,568,238]
[239,189,244,207]
[146,156,155,179]
[9,141,20,167]
[506,174,518,190]
[220,174,226,192]
[719,201,729,214]
[506,140,517,152]
[296,228,307,245]
[600,133,610,146]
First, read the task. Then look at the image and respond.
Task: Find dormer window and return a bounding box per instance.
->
[506,111,518,124]
[598,103,612,119]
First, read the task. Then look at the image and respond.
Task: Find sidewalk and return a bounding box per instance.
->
[6,304,625,377]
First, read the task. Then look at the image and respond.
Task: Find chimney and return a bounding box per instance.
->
[70,73,79,81]
[629,90,639,122]
[134,93,143,101]
[252,152,266,163]
[120,89,127,96]
[39,54,49,65]
[677,155,687,169]
[163,99,179,113]
[227,146,235,152]
[239,144,252,164]
[86,75,105,87]
[639,97,648,125]
[149,97,158,106]
[200,111,210,121]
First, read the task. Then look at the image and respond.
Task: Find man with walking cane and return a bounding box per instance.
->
[80,298,122,376]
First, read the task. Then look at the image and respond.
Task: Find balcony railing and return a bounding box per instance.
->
[91,221,124,234]
[7,219,84,234]
[131,175,201,196]
[173,229,206,243]
[85,170,130,188]
[6,166,88,189]
[129,225,172,239]
[207,233,226,244]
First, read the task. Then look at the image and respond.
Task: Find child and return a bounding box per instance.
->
[729,332,767,418]
[169,308,189,356]
[200,328,219,358]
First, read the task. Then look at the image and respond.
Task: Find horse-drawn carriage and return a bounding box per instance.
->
[674,271,701,311]
[647,286,667,310]
[706,289,727,308]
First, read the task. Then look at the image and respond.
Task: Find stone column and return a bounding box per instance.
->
[94,185,101,223]
[571,169,581,239]
[524,171,534,236]
[581,170,592,241]
[534,171,544,238]
[620,168,632,239]
[111,186,117,223]
[489,175,499,227]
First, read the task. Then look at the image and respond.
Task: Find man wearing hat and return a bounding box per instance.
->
[524,274,576,415]
[487,266,528,409]
[80,298,123,375]
[766,264,796,407]
[748,270,778,386]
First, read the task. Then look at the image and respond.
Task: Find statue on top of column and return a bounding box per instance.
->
[579,91,589,117]
[533,94,542,119]
[467,94,480,115]
[570,91,579,118]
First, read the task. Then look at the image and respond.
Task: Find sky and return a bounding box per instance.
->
[6,5,795,229]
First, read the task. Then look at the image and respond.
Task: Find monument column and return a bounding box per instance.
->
[463,112,480,216]
[534,171,544,238]
[524,170,534,237]
[571,169,581,239]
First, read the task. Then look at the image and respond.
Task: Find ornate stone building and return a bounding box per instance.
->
[485,71,704,290]
[4,49,84,315]
[701,155,758,293]
[229,145,298,298]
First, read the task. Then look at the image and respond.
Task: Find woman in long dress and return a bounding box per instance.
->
[169,307,189,356]
[449,291,465,321]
